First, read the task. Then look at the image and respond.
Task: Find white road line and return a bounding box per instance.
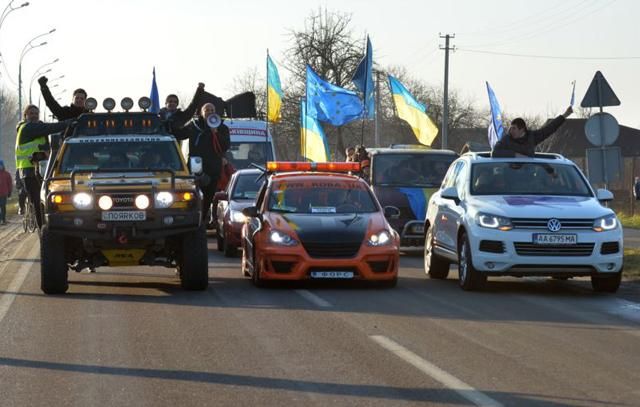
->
[370,335,503,407]
[294,289,332,308]
[0,243,39,326]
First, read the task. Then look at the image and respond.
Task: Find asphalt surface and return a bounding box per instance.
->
[0,219,639,406]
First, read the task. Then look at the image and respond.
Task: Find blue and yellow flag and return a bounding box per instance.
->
[300,99,329,162]
[267,55,283,123]
[388,75,438,146]
[352,36,374,119]
[306,65,363,126]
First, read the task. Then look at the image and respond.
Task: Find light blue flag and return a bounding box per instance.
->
[306,65,363,126]
[149,67,160,114]
[351,36,374,119]
[486,82,504,149]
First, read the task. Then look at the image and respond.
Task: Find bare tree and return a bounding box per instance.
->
[229,67,266,118]
[0,89,19,173]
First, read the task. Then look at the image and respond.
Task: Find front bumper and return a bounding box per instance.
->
[466,224,623,275]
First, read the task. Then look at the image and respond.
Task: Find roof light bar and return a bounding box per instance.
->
[266,161,360,173]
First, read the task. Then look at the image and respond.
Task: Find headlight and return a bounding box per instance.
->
[368,230,391,246]
[135,195,150,210]
[593,215,617,232]
[268,230,298,246]
[98,195,113,210]
[72,192,93,210]
[231,210,246,223]
[154,191,173,208]
[476,213,512,231]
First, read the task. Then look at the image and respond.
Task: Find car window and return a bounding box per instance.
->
[454,162,468,199]
[443,161,464,189]
[227,142,274,170]
[372,153,455,187]
[267,180,377,214]
[231,173,263,200]
[470,162,592,196]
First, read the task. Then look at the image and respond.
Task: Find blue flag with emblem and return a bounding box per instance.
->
[486,81,504,149]
[306,65,363,126]
[351,36,374,119]
[149,67,160,114]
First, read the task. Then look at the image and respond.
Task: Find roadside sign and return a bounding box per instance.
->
[580,71,620,108]
[585,112,619,147]
[586,147,622,185]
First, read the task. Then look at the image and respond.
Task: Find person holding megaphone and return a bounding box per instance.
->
[174,102,230,223]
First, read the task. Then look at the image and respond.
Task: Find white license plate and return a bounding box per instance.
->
[533,234,577,245]
[310,271,354,279]
[101,211,146,222]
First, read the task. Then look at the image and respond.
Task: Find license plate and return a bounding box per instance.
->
[533,233,577,245]
[310,271,354,279]
[413,225,424,234]
[101,211,146,222]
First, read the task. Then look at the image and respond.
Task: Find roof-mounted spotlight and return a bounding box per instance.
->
[138,96,151,112]
[121,97,134,112]
[103,97,116,112]
[85,97,98,112]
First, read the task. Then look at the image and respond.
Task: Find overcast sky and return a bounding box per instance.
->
[2,0,638,128]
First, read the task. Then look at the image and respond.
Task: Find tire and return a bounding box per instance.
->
[252,251,266,288]
[223,236,238,257]
[40,226,69,294]
[179,226,209,290]
[457,233,487,291]
[591,271,622,293]
[424,225,450,279]
[216,228,224,252]
[241,248,250,277]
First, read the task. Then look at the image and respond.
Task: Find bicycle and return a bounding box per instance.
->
[22,195,37,233]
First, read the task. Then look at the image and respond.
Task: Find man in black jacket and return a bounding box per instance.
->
[159,83,205,130]
[173,102,230,222]
[38,76,88,120]
[492,106,573,157]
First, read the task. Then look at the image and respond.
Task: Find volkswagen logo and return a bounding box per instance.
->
[547,218,562,232]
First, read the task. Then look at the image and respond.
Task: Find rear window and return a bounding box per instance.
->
[372,153,455,187]
[267,180,377,214]
[231,173,263,200]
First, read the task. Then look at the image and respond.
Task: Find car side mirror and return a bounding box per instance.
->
[242,206,259,218]
[596,188,614,202]
[189,156,203,175]
[214,191,228,201]
[441,186,460,204]
[383,206,401,219]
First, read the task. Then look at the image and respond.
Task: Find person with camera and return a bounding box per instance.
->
[173,102,230,223]
[15,105,72,229]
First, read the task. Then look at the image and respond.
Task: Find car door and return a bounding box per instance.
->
[244,181,268,271]
[433,160,466,253]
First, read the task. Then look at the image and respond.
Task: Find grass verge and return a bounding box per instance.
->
[617,212,640,229]
[624,248,640,279]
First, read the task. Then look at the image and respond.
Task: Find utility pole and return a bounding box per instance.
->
[374,70,381,147]
[439,33,455,150]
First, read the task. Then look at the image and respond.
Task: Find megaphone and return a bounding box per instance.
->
[206,114,222,128]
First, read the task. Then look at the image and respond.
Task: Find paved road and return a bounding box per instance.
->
[0,220,639,406]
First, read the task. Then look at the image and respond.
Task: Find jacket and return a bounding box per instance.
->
[160,85,205,131]
[174,117,230,178]
[40,82,87,120]
[0,167,12,197]
[16,120,69,177]
[492,115,566,157]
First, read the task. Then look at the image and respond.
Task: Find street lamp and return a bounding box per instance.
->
[18,28,55,116]
[28,57,59,103]
[0,1,29,29]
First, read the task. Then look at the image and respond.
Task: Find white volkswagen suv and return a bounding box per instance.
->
[424,152,623,292]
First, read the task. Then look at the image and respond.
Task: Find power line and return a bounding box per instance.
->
[457,48,640,60]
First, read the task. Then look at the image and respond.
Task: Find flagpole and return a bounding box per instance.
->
[265,49,270,167]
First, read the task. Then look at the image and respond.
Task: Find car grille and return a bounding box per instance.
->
[302,241,361,258]
[107,193,146,210]
[511,218,593,230]
[600,242,620,255]
[479,240,505,254]
[514,242,594,256]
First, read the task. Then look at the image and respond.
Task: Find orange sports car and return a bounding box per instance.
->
[241,162,400,287]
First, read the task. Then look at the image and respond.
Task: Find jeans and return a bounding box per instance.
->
[22,176,43,228]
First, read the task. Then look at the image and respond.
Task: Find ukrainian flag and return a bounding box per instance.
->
[300,99,329,162]
[267,55,283,123]
[388,75,438,146]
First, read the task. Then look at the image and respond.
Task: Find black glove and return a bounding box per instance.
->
[38,76,48,86]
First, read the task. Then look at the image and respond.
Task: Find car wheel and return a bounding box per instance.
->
[252,252,266,288]
[40,225,69,294]
[591,270,622,293]
[424,225,449,279]
[179,226,209,290]
[457,233,487,291]
[216,226,224,252]
[241,248,250,277]
[223,235,238,257]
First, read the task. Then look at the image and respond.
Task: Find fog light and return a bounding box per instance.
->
[73,218,83,226]
[163,216,174,225]
[135,195,150,210]
[607,263,615,270]
[485,262,495,270]
[98,195,113,210]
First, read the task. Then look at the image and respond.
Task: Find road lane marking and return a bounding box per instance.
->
[0,243,39,326]
[370,335,503,407]
[294,289,332,308]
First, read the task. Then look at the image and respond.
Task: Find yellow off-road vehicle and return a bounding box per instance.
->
[40,97,208,294]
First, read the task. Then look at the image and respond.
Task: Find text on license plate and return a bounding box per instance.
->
[101,211,146,221]
[310,271,354,279]
[533,233,577,245]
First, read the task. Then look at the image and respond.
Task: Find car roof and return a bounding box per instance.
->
[370,148,458,156]
[462,151,573,164]
[234,168,263,175]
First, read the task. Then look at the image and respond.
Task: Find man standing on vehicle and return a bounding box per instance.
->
[492,106,573,157]
[38,76,88,120]
[159,83,205,130]
[173,102,230,222]
[15,105,72,228]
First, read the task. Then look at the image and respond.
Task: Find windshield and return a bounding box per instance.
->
[59,140,183,173]
[268,180,377,214]
[228,142,274,169]
[470,162,592,196]
[231,173,263,200]
[372,153,455,187]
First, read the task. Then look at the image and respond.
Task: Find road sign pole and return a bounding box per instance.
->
[597,75,608,190]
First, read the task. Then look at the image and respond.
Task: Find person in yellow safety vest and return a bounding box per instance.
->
[15,105,71,229]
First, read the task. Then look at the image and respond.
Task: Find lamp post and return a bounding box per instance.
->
[18,28,56,117]
[28,57,58,103]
